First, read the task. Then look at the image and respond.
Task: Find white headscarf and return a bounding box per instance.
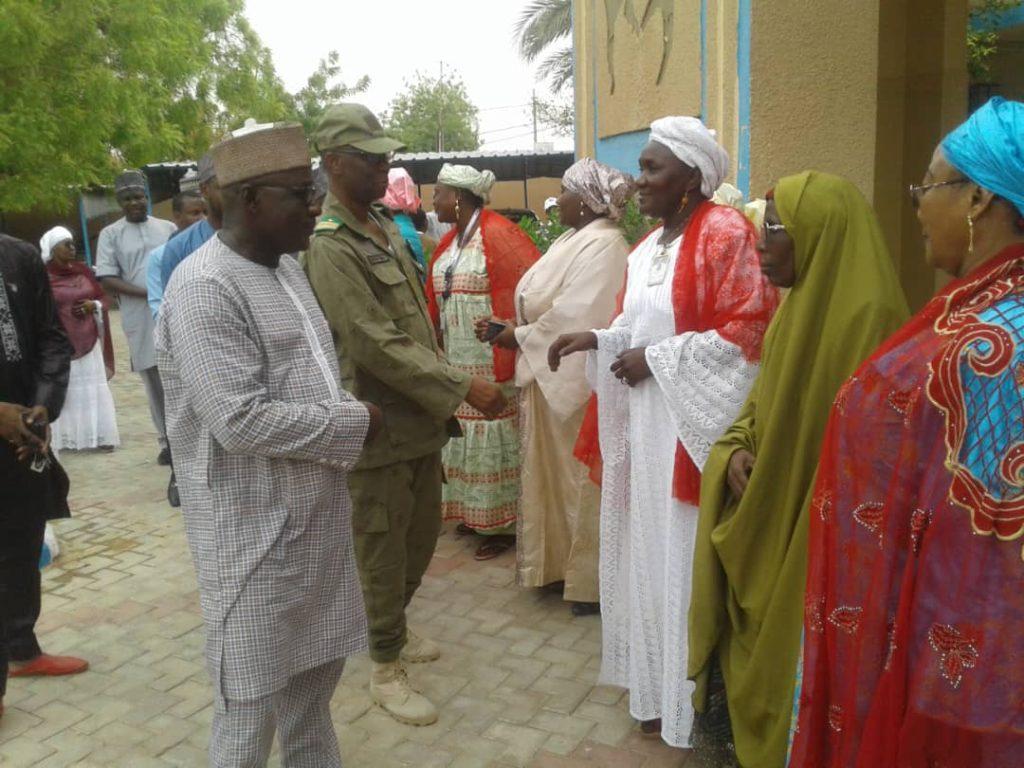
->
[649,116,730,197]
[437,163,496,203]
[39,226,74,263]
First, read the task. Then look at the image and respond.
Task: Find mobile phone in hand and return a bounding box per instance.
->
[23,414,50,472]
[24,414,47,441]
[483,321,507,341]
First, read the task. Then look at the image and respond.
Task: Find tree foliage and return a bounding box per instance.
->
[293,51,370,136]
[513,0,573,93]
[518,209,569,253]
[518,199,653,254]
[968,0,1023,81]
[535,96,574,137]
[383,72,479,153]
[0,0,313,214]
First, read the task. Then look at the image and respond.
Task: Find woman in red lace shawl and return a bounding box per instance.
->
[790,98,1024,768]
[548,116,778,748]
[39,227,119,451]
[425,164,540,560]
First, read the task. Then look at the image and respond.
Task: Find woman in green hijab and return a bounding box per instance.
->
[687,171,910,768]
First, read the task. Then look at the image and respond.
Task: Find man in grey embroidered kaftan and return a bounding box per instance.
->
[156,123,380,768]
[95,170,176,463]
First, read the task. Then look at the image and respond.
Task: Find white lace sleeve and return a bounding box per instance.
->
[585,311,631,393]
[645,330,758,470]
[594,311,632,356]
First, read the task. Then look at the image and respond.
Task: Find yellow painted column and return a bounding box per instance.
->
[573,0,596,159]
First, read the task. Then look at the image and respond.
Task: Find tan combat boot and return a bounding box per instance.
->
[370,660,438,726]
[400,627,441,664]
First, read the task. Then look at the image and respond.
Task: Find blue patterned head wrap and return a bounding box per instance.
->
[942,97,1024,217]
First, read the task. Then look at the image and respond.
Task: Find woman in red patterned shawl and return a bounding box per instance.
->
[425,164,540,559]
[39,227,119,451]
[548,116,778,748]
[790,97,1024,767]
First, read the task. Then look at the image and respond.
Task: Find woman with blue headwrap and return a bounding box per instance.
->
[790,98,1024,767]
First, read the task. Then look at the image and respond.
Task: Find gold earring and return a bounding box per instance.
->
[968,214,975,258]
[679,192,690,213]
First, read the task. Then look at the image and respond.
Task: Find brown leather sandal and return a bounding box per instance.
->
[473,535,515,561]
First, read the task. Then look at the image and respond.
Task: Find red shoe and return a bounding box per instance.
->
[9,653,89,678]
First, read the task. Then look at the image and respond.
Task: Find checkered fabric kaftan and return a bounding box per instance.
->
[156,235,370,703]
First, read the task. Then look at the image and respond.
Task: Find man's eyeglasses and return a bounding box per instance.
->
[330,148,393,166]
[248,184,319,205]
[908,179,969,208]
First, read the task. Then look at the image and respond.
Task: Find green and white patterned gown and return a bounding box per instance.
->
[431,228,520,533]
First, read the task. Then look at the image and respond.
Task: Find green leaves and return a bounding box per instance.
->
[0,0,298,213]
[383,71,480,153]
[968,0,1023,82]
[517,201,654,254]
[293,51,370,137]
[518,209,570,253]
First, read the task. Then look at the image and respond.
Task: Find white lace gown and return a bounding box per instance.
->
[51,329,120,451]
[589,229,758,748]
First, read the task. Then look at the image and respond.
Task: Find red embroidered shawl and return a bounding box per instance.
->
[425,209,540,383]
[791,243,1024,768]
[573,201,778,504]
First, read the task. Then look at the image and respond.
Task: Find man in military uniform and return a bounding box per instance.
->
[304,104,505,726]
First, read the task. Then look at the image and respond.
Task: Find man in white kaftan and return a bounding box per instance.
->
[157,124,377,767]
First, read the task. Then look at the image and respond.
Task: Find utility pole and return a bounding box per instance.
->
[532,90,538,148]
[438,61,445,153]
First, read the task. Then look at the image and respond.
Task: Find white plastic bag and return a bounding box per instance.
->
[40,522,60,568]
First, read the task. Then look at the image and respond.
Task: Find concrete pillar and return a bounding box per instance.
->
[875,0,968,309]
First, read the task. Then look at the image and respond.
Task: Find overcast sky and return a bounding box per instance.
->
[244,0,574,152]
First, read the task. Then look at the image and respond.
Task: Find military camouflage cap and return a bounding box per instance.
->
[313,103,405,154]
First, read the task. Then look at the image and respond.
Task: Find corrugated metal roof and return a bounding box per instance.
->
[393,149,571,161]
[392,149,574,185]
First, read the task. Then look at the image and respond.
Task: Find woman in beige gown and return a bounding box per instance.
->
[477,158,634,614]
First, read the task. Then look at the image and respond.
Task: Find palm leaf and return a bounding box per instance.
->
[513,0,572,62]
[536,45,574,92]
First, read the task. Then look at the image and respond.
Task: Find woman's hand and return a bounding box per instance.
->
[473,316,492,342]
[727,449,756,499]
[610,347,652,386]
[72,299,96,317]
[473,316,519,349]
[548,331,598,371]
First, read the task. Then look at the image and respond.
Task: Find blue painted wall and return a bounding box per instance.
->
[736,0,752,198]
[586,0,753,193]
[594,130,650,174]
[970,5,1024,30]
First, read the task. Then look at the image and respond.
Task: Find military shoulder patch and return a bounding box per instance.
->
[313,216,343,235]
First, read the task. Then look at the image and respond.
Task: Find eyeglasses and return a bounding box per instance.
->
[330,148,393,166]
[908,179,969,207]
[762,221,787,237]
[249,184,319,205]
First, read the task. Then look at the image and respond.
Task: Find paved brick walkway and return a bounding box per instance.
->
[0,316,691,767]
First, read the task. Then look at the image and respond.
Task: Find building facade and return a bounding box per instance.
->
[573,0,972,309]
